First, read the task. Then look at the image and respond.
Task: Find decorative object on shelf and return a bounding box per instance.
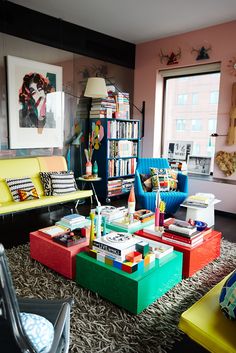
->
[227,82,236,145]
[92,160,98,177]
[84,133,93,176]
[6,55,63,149]
[191,45,211,60]
[215,150,236,176]
[187,155,212,175]
[159,48,181,65]
[91,120,104,150]
[227,57,236,76]
[168,140,193,162]
[84,75,145,138]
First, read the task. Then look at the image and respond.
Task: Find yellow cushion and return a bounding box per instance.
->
[179,273,236,353]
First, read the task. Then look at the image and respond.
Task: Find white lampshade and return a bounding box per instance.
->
[84,77,107,98]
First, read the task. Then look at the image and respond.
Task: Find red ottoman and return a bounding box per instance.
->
[135,229,222,278]
[30,231,89,279]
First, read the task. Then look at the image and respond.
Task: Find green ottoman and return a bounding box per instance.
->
[76,251,183,314]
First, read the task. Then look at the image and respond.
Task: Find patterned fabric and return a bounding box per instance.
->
[219,270,236,320]
[6,177,36,202]
[150,167,170,192]
[167,169,178,191]
[18,187,39,201]
[140,173,152,192]
[50,173,77,195]
[20,312,54,353]
[40,171,78,196]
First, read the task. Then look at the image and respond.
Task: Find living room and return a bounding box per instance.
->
[0,1,236,353]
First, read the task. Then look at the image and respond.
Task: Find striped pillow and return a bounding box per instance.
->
[6,177,36,202]
[50,173,77,195]
[40,171,78,196]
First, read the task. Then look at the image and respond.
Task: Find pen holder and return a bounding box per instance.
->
[159,212,165,227]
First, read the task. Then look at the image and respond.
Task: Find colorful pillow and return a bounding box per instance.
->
[149,168,159,191]
[219,270,236,320]
[150,167,170,192]
[18,187,39,201]
[167,168,178,191]
[20,312,54,353]
[40,171,78,196]
[50,173,77,195]
[6,177,36,202]
[140,173,152,192]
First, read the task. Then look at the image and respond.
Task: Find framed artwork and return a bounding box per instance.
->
[7,55,63,149]
[187,155,212,175]
[168,141,193,161]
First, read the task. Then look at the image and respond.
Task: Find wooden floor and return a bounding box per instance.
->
[1,195,235,353]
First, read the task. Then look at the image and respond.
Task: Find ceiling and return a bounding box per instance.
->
[10,0,236,44]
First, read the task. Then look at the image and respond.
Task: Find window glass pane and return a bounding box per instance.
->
[191,119,202,131]
[163,71,221,174]
[210,91,219,104]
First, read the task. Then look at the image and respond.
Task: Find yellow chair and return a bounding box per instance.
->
[179,273,236,353]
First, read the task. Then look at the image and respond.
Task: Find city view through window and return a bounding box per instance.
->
[162,72,221,168]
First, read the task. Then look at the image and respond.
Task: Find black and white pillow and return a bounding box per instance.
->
[6,177,36,202]
[40,171,78,196]
[50,173,77,195]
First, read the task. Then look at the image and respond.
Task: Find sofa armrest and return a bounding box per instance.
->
[177,173,188,193]
[134,170,145,196]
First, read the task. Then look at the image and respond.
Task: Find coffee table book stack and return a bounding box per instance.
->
[135,218,222,278]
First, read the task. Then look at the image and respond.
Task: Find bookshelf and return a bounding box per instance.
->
[89,117,140,202]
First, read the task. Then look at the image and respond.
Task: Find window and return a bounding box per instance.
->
[162,65,221,173]
[177,94,188,105]
[191,119,202,131]
[176,119,186,131]
[208,118,217,133]
[192,93,198,105]
[210,91,219,104]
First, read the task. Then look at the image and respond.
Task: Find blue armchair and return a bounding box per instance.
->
[134,158,188,215]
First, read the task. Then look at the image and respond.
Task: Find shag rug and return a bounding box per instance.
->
[6,239,236,353]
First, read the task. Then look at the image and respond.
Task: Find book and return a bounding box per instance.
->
[110,217,141,230]
[162,231,204,244]
[161,235,203,248]
[60,214,85,224]
[134,209,155,223]
[92,232,139,259]
[56,219,90,230]
[38,225,69,238]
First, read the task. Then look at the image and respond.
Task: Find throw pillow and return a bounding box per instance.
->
[18,187,39,201]
[167,168,178,191]
[50,173,77,195]
[140,173,152,192]
[20,312,54,353]
[6,177,36,202]
[149,167,159,191]
[219,270,236,320]
[150,167,170,192]
[40,171,78,196]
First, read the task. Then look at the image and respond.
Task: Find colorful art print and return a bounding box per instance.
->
[168,141,193,161]
[187,155,212,175]
[7,55,63,148]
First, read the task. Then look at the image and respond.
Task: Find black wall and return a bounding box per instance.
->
[0,0,135,69]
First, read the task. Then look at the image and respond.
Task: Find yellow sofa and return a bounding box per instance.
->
[0,156,92,215]
[178,273,236,353]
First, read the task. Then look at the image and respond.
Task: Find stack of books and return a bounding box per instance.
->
[91,206,127,222]
[163,218,211,248]
[56,213,90,230]
[109,217,141,231]
[182,193,215,208]
[38,224,70,239]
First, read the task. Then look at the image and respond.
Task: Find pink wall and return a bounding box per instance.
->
[134,20,236,180]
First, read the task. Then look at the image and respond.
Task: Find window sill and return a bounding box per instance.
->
[188,173,236,185]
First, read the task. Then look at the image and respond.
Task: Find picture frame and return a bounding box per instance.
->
[7,55,63,149]
[187,155,212,175]
[168,141,193,161]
